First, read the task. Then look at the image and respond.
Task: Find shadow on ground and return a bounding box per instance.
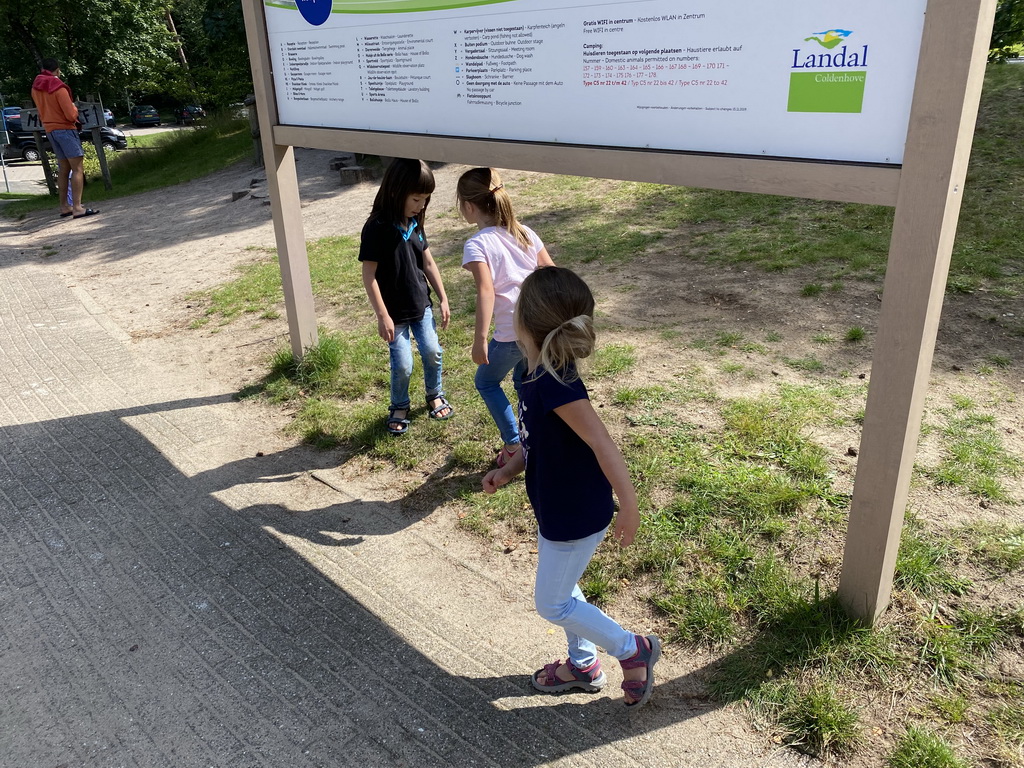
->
[1,394,724,767]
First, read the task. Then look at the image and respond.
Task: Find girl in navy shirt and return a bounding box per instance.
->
[483,267,660,709]
[359,159,453,435]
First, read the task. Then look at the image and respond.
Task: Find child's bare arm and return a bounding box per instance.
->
[537,246,555,268]
[421,247,450,329]
[464,261,495,364]
[482,447,526,494]
[554,399,640,546]
[361,261,394,342]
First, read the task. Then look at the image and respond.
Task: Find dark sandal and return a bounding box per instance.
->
[427,395,453,420]
[531,658,606,693]
[385,407,410,436]
[620,634,661,709]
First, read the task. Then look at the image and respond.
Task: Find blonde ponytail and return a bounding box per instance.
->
[515,268,596,384]
[456,168,532,251]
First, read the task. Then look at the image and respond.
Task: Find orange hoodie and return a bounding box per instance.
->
[31,71,78,131]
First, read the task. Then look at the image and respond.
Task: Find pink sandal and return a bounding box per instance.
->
[531,658,607,693]
[495,443,520,468]
[620,634,661,708]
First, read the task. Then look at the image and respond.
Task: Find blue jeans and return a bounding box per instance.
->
[389,305,443,410]
[474,339,525,445]
[534,527,635,669]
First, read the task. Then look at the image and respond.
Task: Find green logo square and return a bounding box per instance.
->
[788,71,866,113]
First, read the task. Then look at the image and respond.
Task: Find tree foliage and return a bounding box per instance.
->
[991,0,1024,60]
[0,0,252,110]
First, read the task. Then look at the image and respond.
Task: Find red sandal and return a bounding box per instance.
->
[620,634,661,708]
[531,658,606,693]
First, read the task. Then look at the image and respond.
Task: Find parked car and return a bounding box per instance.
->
[104,108,116,127]
[83,126,128,152]
[2,130,44,161]
[173,104,206,124]
[2,106,20,126]
[1,126,127,161]
[129,105,160,126]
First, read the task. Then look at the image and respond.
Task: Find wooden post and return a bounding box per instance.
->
[240,0,319,358]
[34,131,56,195]
[838,0,997,623]
[92,131,112,190]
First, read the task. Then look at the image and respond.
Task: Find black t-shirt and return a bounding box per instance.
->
[358,216,432,324]
[520,367,614,541]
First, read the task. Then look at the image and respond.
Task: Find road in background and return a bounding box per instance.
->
[0,123,187,196]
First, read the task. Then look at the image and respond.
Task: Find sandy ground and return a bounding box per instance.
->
[2,147,1022,767]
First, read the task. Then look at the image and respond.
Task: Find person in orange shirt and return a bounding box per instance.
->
[30,57,99,219]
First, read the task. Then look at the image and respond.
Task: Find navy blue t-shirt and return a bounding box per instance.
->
[358,216,432,324]
[519,367,614,542]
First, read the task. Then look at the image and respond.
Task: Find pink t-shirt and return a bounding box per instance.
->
[462,225,544,342]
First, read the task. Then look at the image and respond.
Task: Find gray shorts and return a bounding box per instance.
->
[48,129,84,160]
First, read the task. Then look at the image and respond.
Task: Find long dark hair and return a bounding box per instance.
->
[369,158,435,226]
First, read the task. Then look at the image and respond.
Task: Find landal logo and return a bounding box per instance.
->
[787,29,868,114]
[805,29,853,50]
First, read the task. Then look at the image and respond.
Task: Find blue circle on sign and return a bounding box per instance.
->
[295,0,331,26]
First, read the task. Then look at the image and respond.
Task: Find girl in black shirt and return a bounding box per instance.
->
[359,159,453,435]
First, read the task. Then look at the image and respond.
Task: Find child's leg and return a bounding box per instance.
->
[387,323,414,411]
[534,529,635,669]
[409,306,445,404]
[474,339,524,446]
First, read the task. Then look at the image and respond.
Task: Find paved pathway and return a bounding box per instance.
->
[0,158,46,195]
[0,218,817,768]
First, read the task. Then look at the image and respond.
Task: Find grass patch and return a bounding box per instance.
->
[783,355,826,373]
[589,343,636,378]
[192,236,365,326]
[952,521,1024,573]
[922,397,1022,500]
[2,115,253,218]
[887,726,969,768]
[894,514,972,597]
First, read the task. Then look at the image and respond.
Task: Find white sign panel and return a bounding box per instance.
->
[21,102,103,131]
[263,0,927,164]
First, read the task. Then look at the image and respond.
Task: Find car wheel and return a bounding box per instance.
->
[22,146,40,162]
[102,142,117,152]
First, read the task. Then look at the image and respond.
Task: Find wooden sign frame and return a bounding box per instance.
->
[240,0,997,623]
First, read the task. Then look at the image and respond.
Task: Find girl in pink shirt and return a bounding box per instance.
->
[458,168,554,467]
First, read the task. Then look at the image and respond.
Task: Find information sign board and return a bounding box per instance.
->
[263,0,927,164]
[21,102,103,131]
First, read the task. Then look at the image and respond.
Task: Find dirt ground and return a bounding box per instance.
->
[4,148,1023,766]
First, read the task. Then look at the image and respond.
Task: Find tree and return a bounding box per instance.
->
[991,0,1024,60]
[167,0,253,107]
[0,0,253,110]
